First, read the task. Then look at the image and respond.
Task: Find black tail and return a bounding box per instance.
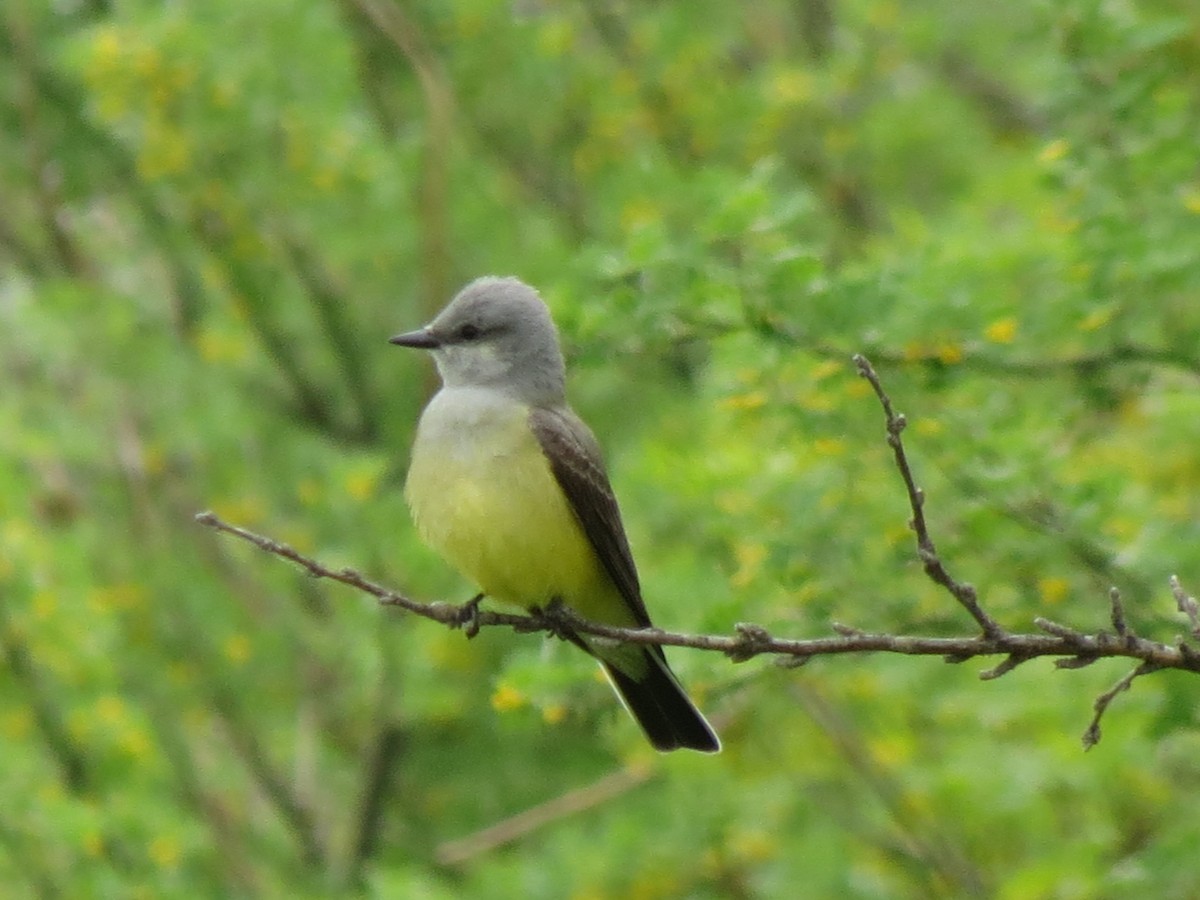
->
[603,650,720,753]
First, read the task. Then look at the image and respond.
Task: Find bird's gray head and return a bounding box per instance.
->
[390,277,567,405]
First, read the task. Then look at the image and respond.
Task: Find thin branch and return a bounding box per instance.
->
[346,723,406,883]
[1170,575,1200,639]
[789,682,988,896]
[345,0,454,320]
[194,512,1200,677]
[936,48,1047,137]
[281,233,380,441]
[188,213,347,438]
[434,765,653,867]
[1109,587,1129,638]
[853,354,1004,638]
[1082,661,1160,750]
[138,682,264,895]
[208,678,327,869]
[0,590,90,794]
[7,10,92,279]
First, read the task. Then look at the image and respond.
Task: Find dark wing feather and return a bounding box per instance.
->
[528,406,652,629]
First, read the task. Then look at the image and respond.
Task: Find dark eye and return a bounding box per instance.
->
[457,323,481,341]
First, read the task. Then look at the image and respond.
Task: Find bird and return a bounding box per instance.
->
[390,276,720,752]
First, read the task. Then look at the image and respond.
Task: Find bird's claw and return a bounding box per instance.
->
[454,593,484,638]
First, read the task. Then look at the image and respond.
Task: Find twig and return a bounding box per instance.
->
[346,0,454,323]
[282,233,380,442]
[853,354,1003,638]
[208,680,327,868]
[346,723,405,883]
[0,589,90,794]
[194,512,1200,676]
[788,682,988,896]
[1170,575,1200,639]
[1082,661,1160,750]
[434,765,653,866]
[1109,587,1129,638]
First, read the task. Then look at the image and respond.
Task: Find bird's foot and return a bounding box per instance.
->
[454,593,485,638]
[532,598,577,643]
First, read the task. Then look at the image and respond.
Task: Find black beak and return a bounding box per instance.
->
[389,328,440,349]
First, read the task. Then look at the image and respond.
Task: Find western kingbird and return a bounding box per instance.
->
[391,276,720,753]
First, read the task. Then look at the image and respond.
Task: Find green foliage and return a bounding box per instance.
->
[3,0,1200,896]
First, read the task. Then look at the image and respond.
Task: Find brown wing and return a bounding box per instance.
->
[528,405,652,629]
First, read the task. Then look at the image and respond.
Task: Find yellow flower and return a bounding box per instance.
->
[296,478,320,506]
[720,390,767,411]
[83,831,104,858]
[937,342,963,365]
[1038,138,1069,163]
[813,437,846,456]
[1037,576,1070,605]
[1079,307,1114,332]
[810,359,842,381]
[311,167,338,192]
[149,836,180,869]
[2,709,31,739]
[984,317,1018,345]
[769,69,813,106]
[729,827,778,863]
[867,0,899,27]
[536,20,575,57]
[32,591,57,620]
[844,378,872,399]
[120,727,153,760]
[490,682,526,712]
[730,541,768,589]
[620,198,660,231]
[884,523,911,547]
[90,27,123,71]
[344,463,382,501]
[96,694,126,725]
[223,634,252,666]
[214,495,264,525]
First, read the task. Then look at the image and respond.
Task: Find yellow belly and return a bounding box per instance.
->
[404,393,631,624]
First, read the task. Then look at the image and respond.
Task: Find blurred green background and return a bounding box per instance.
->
[3,0,1200,896]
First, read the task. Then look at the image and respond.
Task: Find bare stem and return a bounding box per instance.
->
[194,512,1200,677]
[853,354,1003,638]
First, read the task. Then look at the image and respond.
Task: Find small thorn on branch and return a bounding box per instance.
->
[1034,617,1080,640]
[1109,587,1129,638]
[979,654,1030,680]
[1083,661,1159,750]
[1170,575,1200,638]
